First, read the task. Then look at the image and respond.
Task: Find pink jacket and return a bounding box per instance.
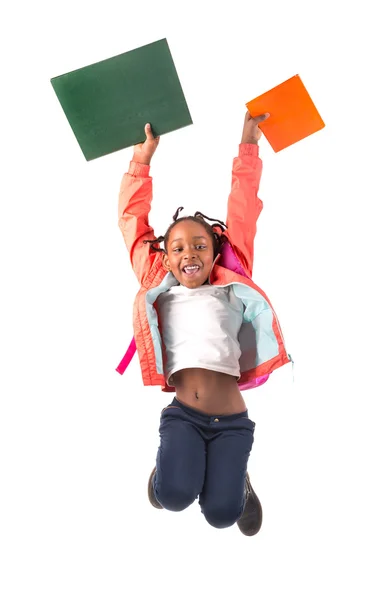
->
[117,144,292,392]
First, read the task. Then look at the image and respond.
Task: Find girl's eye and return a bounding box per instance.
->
[173,245,206,253]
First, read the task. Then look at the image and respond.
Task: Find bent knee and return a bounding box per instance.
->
[203,503,242,529]
[155,482,196,512]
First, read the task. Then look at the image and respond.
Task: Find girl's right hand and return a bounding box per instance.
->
[133,123,160,165]
[241,111,270,145]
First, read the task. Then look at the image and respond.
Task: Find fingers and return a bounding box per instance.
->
[245,111,270,122]
[145,123,160,144]
[145,123,154,140]
[254,112,270,124]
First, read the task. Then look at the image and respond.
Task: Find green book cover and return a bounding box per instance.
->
[51,39,193,161]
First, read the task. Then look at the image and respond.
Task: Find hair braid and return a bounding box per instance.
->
[143,207,228,257]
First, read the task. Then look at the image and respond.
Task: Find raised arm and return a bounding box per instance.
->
[118,124,160,284]
[225,112,269,278]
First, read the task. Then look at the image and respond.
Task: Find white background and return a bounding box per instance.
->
[1,1,384,598]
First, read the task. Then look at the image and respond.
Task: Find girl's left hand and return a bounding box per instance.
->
[133,123,160,165]
[241,111,270,145]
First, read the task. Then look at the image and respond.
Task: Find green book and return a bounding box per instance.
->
[50,39,193,161]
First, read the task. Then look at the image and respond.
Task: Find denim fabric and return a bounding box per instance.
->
[153,397,255,529]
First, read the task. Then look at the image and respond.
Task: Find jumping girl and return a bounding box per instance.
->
[117,112,291,536]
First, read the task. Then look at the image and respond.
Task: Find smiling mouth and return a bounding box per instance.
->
[182,266,201,276]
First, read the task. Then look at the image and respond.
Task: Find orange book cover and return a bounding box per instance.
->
[246,75,325,152]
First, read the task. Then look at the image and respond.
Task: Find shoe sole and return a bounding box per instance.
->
[237,474,263,536]
[148,466,163,509]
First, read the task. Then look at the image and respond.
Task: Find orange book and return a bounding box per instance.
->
[246,75,325,152]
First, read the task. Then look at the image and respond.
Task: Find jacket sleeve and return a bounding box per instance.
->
[225,144,263,279]
[118,161,160,285]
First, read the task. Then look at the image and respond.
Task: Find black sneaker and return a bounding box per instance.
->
[148,467,163,509]
[237,472,263,536]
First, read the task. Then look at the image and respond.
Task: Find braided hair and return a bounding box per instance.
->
[143,207,228,258]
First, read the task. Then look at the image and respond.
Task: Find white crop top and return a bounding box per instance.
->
[156,284,244,386]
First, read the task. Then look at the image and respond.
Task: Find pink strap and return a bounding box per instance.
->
[238,374,270,390]
[116,337,137,375]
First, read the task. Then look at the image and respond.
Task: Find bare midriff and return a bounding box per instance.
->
[171,368,247,415]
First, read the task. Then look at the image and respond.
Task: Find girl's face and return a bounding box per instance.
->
[162,221,215,288]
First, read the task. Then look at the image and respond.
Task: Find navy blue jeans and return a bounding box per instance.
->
[153,397,255,529]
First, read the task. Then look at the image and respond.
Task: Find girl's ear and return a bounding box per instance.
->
[162,253,170,271]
